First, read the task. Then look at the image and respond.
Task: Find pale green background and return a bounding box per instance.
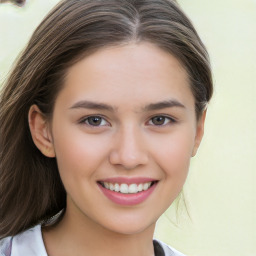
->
[0,1,255,255]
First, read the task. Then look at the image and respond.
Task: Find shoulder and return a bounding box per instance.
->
[154,239,187,256]
[0,225,47,256]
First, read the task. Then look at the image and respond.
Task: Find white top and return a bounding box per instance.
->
[0,225,186,256]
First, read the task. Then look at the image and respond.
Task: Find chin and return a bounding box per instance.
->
[98,216,156,236]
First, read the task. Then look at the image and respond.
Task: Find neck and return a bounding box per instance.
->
[42,206,156,256]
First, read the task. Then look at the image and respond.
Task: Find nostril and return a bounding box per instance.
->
[109,150,148,170]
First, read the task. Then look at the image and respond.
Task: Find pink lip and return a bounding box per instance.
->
[97,178,158,206]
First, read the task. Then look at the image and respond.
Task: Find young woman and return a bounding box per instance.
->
[0,0,213,255]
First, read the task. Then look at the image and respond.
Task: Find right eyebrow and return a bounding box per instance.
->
[69,100,116,112]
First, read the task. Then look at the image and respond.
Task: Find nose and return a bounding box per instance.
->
[109,126,149,170]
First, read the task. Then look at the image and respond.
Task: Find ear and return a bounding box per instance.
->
[28,105,55,158]
[192,110,207,157]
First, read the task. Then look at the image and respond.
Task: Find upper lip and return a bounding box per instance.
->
[98,177,158,185]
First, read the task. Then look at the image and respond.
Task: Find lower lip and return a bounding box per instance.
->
[98,183,157,206]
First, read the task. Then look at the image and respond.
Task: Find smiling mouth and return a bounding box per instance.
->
[98,181,157,194]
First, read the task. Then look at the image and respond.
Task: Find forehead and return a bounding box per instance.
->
[57,42,194,110]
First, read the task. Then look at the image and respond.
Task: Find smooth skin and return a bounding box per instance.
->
[29,42,206,256]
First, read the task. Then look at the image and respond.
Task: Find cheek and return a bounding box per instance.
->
[151,128,195,180]
[52,125,110,180]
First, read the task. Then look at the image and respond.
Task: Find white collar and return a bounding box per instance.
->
[12,225,48,256]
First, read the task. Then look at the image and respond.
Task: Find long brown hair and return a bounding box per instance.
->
[0,0,213,238]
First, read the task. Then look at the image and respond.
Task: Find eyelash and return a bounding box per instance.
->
[79,115,176,128]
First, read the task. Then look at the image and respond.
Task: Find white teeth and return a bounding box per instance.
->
[114,183,119,192]
[120,184,129,193]
[143,182,150,190]
[128,184,138,193]
[102,181,153,194]
[104,182,109,189]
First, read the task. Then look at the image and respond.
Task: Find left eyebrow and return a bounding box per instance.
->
[143,99,186,111]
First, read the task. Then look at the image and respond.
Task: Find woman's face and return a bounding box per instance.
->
[43,42,205,235]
